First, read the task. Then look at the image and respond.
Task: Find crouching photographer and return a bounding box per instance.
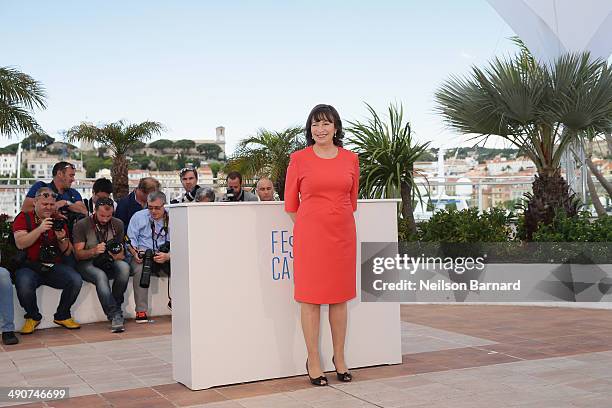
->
[12,187,83,335]
[127,191,171,323]
[73,197,129,333]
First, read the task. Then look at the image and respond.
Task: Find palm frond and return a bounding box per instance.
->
[347,101,429,232]
[435,49,612,176]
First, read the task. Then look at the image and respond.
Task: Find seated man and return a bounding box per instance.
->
[73,197,130,333]
[255,177,277,201]
[221,171,258,202]
[84,177,114,215]
[194,187,215,202]
[0,267,19,345]
[13,187,83,334]
[127,191,171,322]
[170,167,201,204]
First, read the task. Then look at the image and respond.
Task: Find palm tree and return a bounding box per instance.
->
[66,120,163,199]
[0,66,47,137]
[435,51,612,239]
[225,127,305,200]
[346,103,430,235]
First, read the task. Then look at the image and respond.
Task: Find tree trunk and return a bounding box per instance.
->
[587,169,607,218]
[277,170,286,201]
[606,133,612,158]
[112,154,130,200]
[523,171,578,240]
[400,181,417,236]
[586,158,612,198]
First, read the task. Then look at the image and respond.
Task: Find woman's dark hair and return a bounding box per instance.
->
[305,104,344,147]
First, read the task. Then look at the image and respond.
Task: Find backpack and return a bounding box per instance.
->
[5,212,33,280]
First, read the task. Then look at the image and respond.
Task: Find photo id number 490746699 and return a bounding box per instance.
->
[0,387,69,402]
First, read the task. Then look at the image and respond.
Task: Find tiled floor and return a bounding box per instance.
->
[1,305,611,407]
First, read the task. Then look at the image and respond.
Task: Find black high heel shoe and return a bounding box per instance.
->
[306,359,328,386]
[332,356,352,382]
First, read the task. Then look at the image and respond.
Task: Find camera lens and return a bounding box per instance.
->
[52,218,66,231]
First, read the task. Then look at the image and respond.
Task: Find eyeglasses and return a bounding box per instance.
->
[148,205,164,210]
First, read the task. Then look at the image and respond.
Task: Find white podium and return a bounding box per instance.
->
[168,199,401,390]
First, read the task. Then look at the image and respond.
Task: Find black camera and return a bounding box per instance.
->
[139,243,170,288]
[106,240,123,255]
[52,218,66,231]
[39,244,60,264]
[158,242,170,253]
[58,205,85,234]
[223,187,237,202]
[139,249,155,288]
[92,239,123,273]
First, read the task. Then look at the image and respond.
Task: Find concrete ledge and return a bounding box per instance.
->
[11,277,171,329]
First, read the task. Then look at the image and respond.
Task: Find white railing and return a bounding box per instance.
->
[0,176,609,220]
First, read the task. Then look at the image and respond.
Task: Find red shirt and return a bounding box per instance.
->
[12,211,68,263]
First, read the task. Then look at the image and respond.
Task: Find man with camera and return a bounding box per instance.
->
[221,171,258,202]
[170,167,201,204]
[194,187,215,202]
[73,197,129,333]
[21,161,88,217]
[127,191,170,323]
[12,187,83,335]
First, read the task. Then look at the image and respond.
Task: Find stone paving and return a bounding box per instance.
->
[1,305,611,407]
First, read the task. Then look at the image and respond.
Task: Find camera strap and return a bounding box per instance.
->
[149,212,169,252]
[90,215,117,243]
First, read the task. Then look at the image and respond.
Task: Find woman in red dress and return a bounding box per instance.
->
[285,104,359,386]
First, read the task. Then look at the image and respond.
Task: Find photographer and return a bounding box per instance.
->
[127,191,170,323]
[21,161,88,217]
[12,187,83,335]
[170,167,200,204]
[221,171,257,202]
[73,197,129,333]
[194,187,215,202]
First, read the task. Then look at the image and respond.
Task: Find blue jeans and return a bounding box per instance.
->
[14,263,83,321]
[0,267,15,332]
[77,259,130,320]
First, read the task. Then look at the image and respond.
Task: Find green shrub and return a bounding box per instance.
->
[407,208,514,242]
[532,212,612,242]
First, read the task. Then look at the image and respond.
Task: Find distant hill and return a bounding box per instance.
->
[429,147,520,162]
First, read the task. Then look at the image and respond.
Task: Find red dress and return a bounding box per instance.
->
[285,146,359,304]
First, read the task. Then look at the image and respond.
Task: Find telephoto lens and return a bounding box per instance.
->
[140,249,154,288]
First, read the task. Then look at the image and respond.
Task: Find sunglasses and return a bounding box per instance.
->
[94,197,115,208]
[180,167,196,177]
[62,163,76,171]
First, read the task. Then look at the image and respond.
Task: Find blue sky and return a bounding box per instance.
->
[1,1,520,153]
